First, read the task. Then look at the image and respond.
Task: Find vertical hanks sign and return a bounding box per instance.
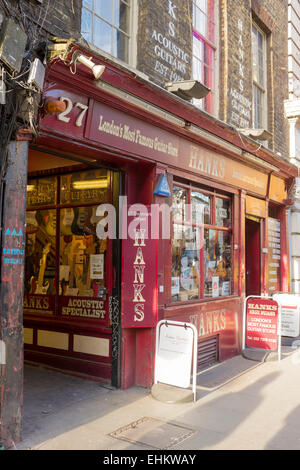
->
[122,212,158,328]
[245,297,280,351]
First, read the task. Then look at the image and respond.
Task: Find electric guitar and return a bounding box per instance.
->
[30,242,51,295]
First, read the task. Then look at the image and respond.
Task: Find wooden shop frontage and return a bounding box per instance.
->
[22,45,297,389]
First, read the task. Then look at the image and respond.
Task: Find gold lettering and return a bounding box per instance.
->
[134,247,145,265]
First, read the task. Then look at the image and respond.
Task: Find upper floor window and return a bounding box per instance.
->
[192,0,216,114]
[81,0,131,63]
[252,23,267,129]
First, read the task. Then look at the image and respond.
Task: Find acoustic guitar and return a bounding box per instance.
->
[30,242,51,295]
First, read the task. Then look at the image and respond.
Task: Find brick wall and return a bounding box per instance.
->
[0,1,289,158]
[0,0,81,40]
[137,0,193,87]
[220,0,289,157]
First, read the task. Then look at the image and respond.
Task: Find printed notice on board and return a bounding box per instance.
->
[245,297,279,351]
[90,254,104,279]
[267,218,281,294]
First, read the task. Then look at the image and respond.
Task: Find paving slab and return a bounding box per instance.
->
[12,349,300,451]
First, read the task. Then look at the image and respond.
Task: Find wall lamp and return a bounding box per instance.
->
[71,51,105,80]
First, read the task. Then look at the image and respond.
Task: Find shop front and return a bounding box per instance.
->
[22,47,297,388]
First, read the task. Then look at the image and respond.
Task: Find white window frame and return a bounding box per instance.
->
[252,22,268,130]
[81,0,136,66]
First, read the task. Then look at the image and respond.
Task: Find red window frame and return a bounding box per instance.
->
[171,181,233,304]
[192,0,216,114]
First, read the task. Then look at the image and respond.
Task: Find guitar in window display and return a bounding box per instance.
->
[30,242,51,294]
[77,235,97,297]
[61,237,85,296]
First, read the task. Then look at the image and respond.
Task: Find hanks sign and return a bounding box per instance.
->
[244,297,280,351]
[121,212,158,328]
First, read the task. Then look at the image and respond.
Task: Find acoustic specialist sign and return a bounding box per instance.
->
[121,211,158,328]
[245,297,280,351]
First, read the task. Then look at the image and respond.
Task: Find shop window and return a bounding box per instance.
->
[171,183,232,302]
[192,0,216,113]
[25,209,57,296]
[204,229,232,298]
[26,176,57,208]
[25,169,113,313]
[81,0,132,64]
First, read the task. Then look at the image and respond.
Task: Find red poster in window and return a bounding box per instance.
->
[245,297,279,351]
[121,211,158,328]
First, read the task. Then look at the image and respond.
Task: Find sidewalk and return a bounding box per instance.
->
[15,346,300,451]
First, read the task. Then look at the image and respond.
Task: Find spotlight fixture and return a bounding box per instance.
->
[72,51,105,80]
[166,80,211,101]
[238,128,272,141]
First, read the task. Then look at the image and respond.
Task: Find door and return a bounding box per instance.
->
[245,217,261,297]
[24,166,122,384]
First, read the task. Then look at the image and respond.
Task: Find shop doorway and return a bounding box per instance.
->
[245,217,261,297]
[23,148,122,387]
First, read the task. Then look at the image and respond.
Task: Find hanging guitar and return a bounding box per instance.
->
[65,238,85,296]
[30,242,51,294]
[77,235,97,297]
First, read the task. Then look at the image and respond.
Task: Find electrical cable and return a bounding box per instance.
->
[0,0,50,283]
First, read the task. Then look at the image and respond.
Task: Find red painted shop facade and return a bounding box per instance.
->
[22,46,297,389]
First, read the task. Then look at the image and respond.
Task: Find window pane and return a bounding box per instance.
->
[253,84,263,128]
[172,186,188,222]
[191,191,211,224]
[27,177,57,208]
[204,229,232,298]
[81,1,131,64]
[196,0,207,12]
[193,56,203,83]
[252,25,265,88]
[113,30,129,62]
[252,26,258,82]
[115,0,130,32]
[257,30,264,85]
[194,6,207,37]
[193,33,214,113]
[215,198,231,228]
[172,225,201,302]
[94,0,112,23]
[193,0,215,43]
[25,209,57,296]
[83,0,92,8]
[81,8,92,42]
[94,16,112,54]
[60,169,110,205]
[59,206,105,297]
[193,34,203,61]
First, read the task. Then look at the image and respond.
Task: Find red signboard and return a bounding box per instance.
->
[41,84,89,140]
[245,297,279,351]
[40,81,269,197]
[121,211,158,328]
[59,296,109,325]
